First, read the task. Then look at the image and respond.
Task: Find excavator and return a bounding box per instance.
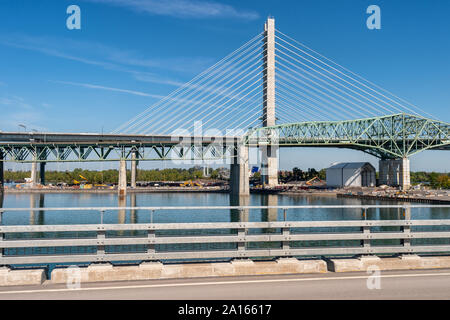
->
[180,180,203,187]
[306,176,324,186]
[73,175,93,189]
[72,174,109,189]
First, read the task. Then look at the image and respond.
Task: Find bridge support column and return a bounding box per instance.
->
[230,144,249,197]
[39,162,46,186]
[118,159,127,197]
[30,158,38,187]
[0,151,4,193]
[131,152,137,189]
[261,147,278,187]
[379,158,410,189]
[261,17,278,187]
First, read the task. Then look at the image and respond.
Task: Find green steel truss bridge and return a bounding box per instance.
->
[244,113,450,160]
[0,133,239,163]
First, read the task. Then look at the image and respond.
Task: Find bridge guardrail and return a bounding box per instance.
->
[0,205,449,265]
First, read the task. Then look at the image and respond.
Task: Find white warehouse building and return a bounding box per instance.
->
[326,162,376,188]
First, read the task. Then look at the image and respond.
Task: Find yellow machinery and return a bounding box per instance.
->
[72,175,107,189]
[76,175,93,189]
[180,180,203,187]
[306,176,323,186]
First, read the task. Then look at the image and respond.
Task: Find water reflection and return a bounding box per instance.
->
[229,194,249,223]
[118,196,126,235]
[29,193,45,226]
[130,193,137,224]
[261,194,278,233]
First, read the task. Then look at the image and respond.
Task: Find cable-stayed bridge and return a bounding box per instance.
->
[0,18,449,196]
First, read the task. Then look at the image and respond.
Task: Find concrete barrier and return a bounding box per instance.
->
[329,255,450,272]
[0,267,46,286]
[50,258,327,284]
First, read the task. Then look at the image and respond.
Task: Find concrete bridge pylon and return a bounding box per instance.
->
[262,17,279,187]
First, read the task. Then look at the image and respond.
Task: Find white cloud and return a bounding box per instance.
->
[132,73,185,86]
[52,80,165,98]
[85,0,259,20]
[0,33,212,85]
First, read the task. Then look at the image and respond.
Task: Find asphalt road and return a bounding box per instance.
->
[1,269,450,300]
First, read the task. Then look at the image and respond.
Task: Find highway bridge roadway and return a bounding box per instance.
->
[0,269,449,300]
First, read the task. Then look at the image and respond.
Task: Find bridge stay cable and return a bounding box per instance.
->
[141,45,266,134]
[153,60,267,135]
[184,72,267,133]
[276,80,351,120]
[277,71,372,119]
[275,29,435,119]
[113,34,262,133]
[277,63,380,118]
[114,32,264,133]
[117,33,266,135]
[115,25,437,139]
[275,50,407,117]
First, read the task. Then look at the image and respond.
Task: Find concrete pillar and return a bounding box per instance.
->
[378,158,410,189]
[400,158,411,189]
[0,151,3,192]
[230,144,249,197]
[261,147,278,187]
[203,165,210,178]
[131,152,137,189]
[40,162,46,186]
[262,17,278,187]
[118,159,127,197]
[30,159,38,187]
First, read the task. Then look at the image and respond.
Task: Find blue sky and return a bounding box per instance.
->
[0,0,449,172]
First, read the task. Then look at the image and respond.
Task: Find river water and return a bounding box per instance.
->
[0,192,449,266]
[1,192,449,225]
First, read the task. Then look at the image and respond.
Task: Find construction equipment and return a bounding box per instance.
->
[72,174,93,189]
[180,180,203,187]
[306,176,324,186]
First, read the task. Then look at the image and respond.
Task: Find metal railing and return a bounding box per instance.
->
[0,205,450,266]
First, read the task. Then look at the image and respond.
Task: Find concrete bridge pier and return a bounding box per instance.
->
[0,151,4,193]
[118,159,127,198]
[39,162,46,186]
[131,151,137,189]
[261,146,278,187]
[30,159,38,187]
[379,158,411,189]
[230,144,250,197]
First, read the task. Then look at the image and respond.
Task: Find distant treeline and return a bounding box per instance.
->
[4,168,449,189]
[4,168,225,184]
[278,168,326,183]
[410,172,450,189]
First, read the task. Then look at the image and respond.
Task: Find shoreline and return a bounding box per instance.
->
[1,187,338,197]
